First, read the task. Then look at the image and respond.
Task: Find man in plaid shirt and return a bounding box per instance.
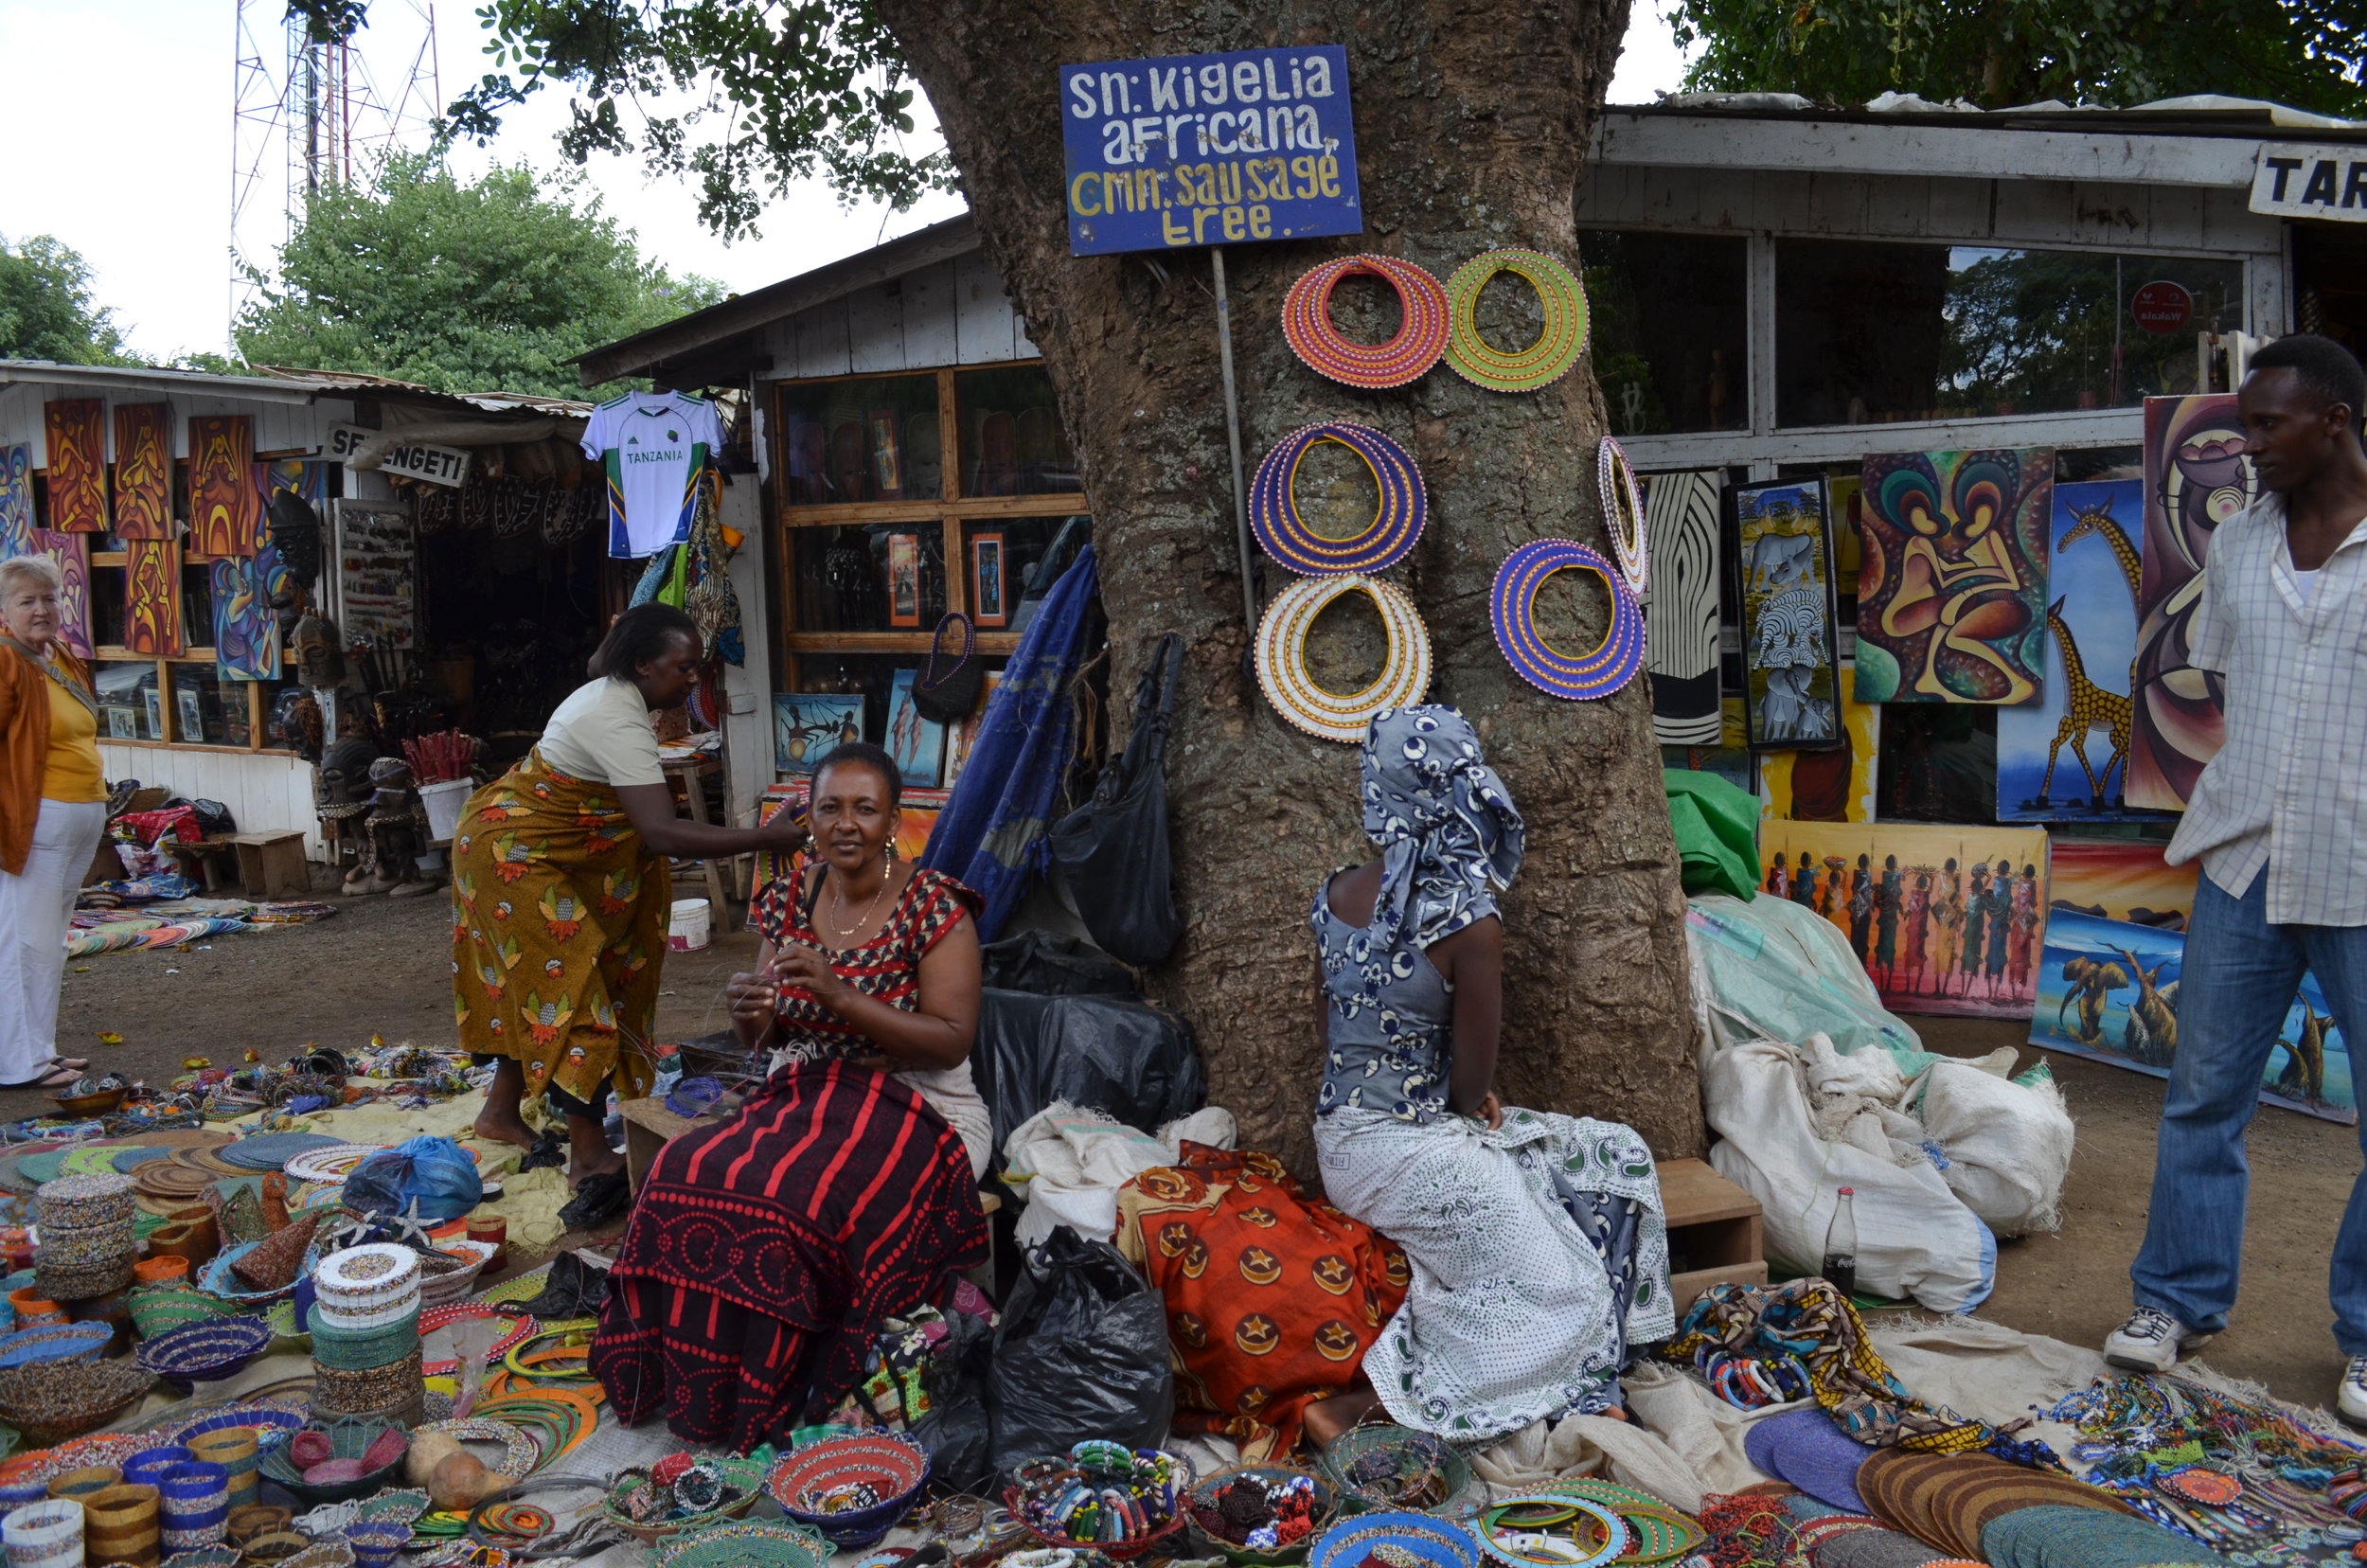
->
[2104,334,2367,1424]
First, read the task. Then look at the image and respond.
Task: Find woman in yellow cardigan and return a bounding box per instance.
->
[0,554,101,1089]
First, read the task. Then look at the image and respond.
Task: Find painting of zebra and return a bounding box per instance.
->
[1642,469,1723,746]
[1735,477,1842,749]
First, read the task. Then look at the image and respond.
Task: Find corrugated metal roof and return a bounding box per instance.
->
[0,360,590,420]
[1624,91,2367,139]
[244,365,593,417]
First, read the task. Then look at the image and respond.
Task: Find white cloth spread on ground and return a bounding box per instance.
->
[1318,1103,1673,1443]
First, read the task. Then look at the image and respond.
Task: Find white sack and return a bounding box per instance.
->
[1701,1033,1995,1313]
[1914,1058,2075,1237]
[1000,1101,1237,1247]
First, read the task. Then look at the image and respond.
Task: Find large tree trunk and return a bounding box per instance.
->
[879,0,1703,1169]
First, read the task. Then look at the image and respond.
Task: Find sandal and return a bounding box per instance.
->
[49,1058,88,1073]
[2,1064,84,1091]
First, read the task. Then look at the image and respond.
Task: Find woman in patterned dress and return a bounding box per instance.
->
[1303,706,1671,1446]
[455,604,807,1215]
[590,742,990,1450]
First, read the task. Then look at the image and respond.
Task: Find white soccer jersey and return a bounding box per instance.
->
[581,391,725,558]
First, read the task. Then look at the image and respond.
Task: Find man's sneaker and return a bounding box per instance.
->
[2340,1357,2367,1428]
[2103,1306,2207,1372]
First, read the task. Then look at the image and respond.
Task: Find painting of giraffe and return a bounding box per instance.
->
[1997,480,2160,821]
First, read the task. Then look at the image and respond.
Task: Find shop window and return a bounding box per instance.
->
[181,668,250,747]
[1777,240,2246,427]
[961,516,1090,632]
[954,367,1081,496]
[790,524,949,633]
[778,374,943,506]
[93,660,159,741]
[1578,230,1749,436]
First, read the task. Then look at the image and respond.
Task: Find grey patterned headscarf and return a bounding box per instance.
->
[1361,705,1525,949]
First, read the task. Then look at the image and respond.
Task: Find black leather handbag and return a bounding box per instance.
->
[1047,633,1184,967]
[912,612,984,722]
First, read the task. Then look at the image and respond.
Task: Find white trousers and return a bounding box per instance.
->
[0,799,105,1084]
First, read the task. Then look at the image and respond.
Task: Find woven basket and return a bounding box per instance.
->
[128,1285,228,1343]
[136,1316,273,1384]
[769,1434,932,1549]
[33,1254,133,1305]
[653,1521,836,1568]
[80,1481,160,1564]
[1186,1463,1340,1566]
[0,1323,113,1370]
[1309,1511,1484,1568]
[602,1455,773,1545]
[0,1357,153,1446]
[1319,1426,1473,1518]
[414,1242,500,1309]
[255,1418,407,1506]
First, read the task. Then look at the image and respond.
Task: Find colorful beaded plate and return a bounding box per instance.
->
[410,1419,536,1483]
[1488,538,1645,701]
[1595,437,1646,596]
[416,1305,536,1378]
[1253,574,1432,742]
[1440,249,1589,393]
[1281,256,1450,390]
[1248,421,1427,579]
[653,1521,834,1568]
[1475,1494,1628,1568]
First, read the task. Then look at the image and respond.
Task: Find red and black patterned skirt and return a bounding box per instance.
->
[589,1060,989,1451]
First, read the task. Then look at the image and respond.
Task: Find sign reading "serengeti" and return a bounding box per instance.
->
[1059,45,1361,256]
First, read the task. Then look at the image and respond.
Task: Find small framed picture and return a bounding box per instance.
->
[176,686,205,743]
[774,694,865,774]
[106,707,138,739]
[886,531,922,628]
[143,687,164,740]
[884,668,948,788]
[868,410,903,499]
[971,532,1007,628]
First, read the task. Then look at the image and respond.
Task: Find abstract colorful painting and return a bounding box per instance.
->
[0,444,33,560]
[1642,469,1723,745]
[1761,659,1880,823]
[1758,819,2050,1020]
[757,783,950,892]
[774,694,864,773]
[111,403,174,541]
[209,557,279,680]
[1735,477,1841,749]
[188,416,263,556]
[884,668,946,787]
[122,537,185,655]
[42,400,108,533]
[1855,449,2052,705]
[258,457,329,507]
[2046,836,2196,929]
[2127,395,2254,812]
[1996,480,2149,819]
[2031,910,2352,1124]
[36,530,92,658]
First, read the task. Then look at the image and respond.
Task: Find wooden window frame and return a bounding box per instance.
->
[768,361,1087,684]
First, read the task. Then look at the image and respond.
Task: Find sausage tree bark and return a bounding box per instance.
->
[875,0,1704,1169]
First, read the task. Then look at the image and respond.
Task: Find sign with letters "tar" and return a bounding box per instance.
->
[1060,45,1361,256]
[2250,143,2367,223]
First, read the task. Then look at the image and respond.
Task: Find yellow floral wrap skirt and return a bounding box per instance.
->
[449,749,668,1107]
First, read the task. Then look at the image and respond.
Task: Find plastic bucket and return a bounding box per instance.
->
[418,778,472,843]
[667,899,712,952]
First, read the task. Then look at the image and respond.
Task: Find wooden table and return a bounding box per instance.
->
[661,755,736,935]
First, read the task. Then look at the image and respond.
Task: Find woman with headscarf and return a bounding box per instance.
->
[1302,705,1670,1445]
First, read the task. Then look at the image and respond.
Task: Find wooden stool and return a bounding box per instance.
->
[1659,1156,1768,1310]
[660,757,737,935]
[159,836,239,893]
[226,832,309,900]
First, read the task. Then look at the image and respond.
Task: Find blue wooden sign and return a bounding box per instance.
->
[1060,45,1361,256]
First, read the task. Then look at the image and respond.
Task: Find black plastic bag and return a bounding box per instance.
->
[980,932,1140,997]
[909,1308,994,1493]
[1048,633,1184,967]
[970,989,1206,1155]
[988,1226,1173,1471]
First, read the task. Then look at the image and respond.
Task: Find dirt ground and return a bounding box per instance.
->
[22,885,2364,1410]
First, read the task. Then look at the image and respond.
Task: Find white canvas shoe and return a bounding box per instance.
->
[2103,1306,2207,1372]
[2339,1357,2367,1428]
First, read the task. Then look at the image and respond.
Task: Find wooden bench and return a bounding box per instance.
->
[161,831,309,899]
[1659,1155,1768,1310]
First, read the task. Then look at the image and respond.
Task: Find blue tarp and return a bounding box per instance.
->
[921,545,1101,940]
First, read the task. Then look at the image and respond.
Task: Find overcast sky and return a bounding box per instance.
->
[0,1,1692,365]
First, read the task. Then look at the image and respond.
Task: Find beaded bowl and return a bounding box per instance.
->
[653,1521,836,1568]
[255,1419,407,1506]
[1309,1511,1484,1568]
[1185,1463,1338,1567]
[602,1455,773,1545]
[1317,1425,1473,1518]
[128,1284,230,1342]
[0,1323,113,1370]
[136,1315,274,1384]
[1004,1446,1189,1563]
[0,1358,153,1447]
[768,1433,932,1548]
[196,1240,323,1307]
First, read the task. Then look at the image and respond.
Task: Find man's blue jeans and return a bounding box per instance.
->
[2131,869,2367,1351]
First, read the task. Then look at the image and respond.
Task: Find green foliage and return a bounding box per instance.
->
[431,0,946,239]
[234,151,723,397]
[0,235,137,366]
[1668,0,2367,116]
